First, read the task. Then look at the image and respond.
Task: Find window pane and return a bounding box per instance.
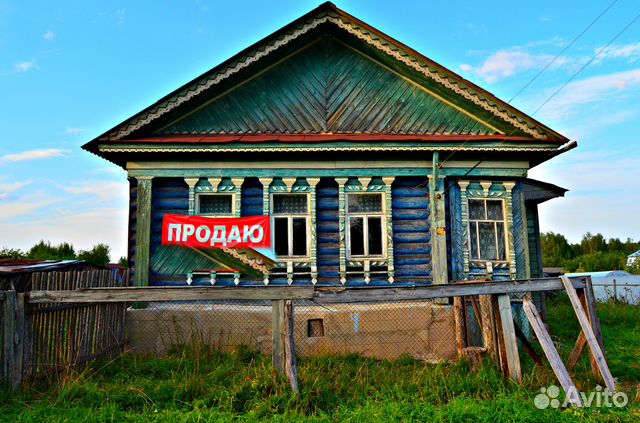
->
[349,217,365,256]
[199,195,232,214]
[468,200,485,220]
[274,218,288,256]
[368,217,383,255]
[273,194,307,214]
[470,223,479,259]
[292,218,307,256]
[348,193,383,213]
[496,222,506,260]
[486,200,504,220]
[479,222,497,260]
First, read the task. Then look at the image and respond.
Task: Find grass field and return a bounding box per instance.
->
[1,295,638,422]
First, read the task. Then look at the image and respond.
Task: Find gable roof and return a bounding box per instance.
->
[83,2,570,158]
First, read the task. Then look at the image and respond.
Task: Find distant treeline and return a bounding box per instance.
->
[0,241,127,267]
[541,232,640,273]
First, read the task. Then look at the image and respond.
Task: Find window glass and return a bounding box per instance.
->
[468,200,485,220]
[348,194,383,213]
[273,194,307,214]
[292,218,307,256]
[368,217,383,255]
[349,217,365,256]
[486,200,504,220]
[479,222,497,260]
[470,223,479,260]
[274,218,288,256]
[198,195,232,214]
[496,222,506,260]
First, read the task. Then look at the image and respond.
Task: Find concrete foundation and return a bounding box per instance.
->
[126,301,457,362]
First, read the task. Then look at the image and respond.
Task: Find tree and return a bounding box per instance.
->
[541,232,574,267]
[77,244,111,266]
[580,232,607,255]
[26,241,76,261]
[0,247,26,260]
[118,256,129,267]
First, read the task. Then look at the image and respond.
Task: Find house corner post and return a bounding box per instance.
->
[430,152,448,285]
[134,176,154,287]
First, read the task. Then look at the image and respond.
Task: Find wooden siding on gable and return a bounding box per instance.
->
[155,38,499,137]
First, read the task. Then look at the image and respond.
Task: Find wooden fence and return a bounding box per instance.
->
[2,269,128,391]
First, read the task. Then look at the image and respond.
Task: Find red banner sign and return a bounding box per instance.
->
[161,214,271,249]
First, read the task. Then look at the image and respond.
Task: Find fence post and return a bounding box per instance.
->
[272,300,285,373]
[283,300,299,393]
[12,293,25,392]
[2,290,25,392]
[2,291,15,387]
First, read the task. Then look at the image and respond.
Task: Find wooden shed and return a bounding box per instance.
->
[83,2,572,289]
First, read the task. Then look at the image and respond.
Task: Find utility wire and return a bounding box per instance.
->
[438,0,621,168]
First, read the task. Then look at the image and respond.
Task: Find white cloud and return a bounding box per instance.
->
[0,148,69,164]
[0,197,56,220]
[43,30,55,41]
[0,207,128,260]
[594,42,640,63]
[64,127,86,135]
[460,49,568,83]
[64,180,128,204]
[532,68,640,121]
[0,180,30,193]
[13,59,37,73]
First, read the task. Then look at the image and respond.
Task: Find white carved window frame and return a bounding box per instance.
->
[195,192,236,217]
[270,192,311,262]
[345,192,387,260]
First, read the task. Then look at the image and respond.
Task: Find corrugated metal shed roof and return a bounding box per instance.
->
[0,259,87,274]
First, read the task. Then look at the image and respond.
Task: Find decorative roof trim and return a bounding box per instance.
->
[101,10,551,142]
[98,145,557,154]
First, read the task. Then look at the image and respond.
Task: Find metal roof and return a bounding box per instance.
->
[0,260,88,274]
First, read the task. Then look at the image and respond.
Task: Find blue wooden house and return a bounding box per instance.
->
[83,2,572,289]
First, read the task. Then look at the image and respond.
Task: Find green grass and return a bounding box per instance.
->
[1,296,638,422]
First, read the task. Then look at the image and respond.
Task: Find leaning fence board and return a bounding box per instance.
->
[560,276,615,392]
[523,297,582,406]
[496,294,521,382]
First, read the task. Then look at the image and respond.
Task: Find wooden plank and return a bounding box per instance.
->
[513,320,543,367]
[28,286,315,304]
[567,332,587,370]
[134,176,153,286]
[272,300,285,374]
[3,291,15,388]
[283,300,299,393]
[453,297,466,358]
[492,296,509,377]
[429,155,448,285]
[576,289,598,375]
[560,276,615,392]
[314,277,587,304]
[583,277,605,355]
[496,295,521,382]
[479,295,498,363]
[12,293,25,392]
[523,297,582,406]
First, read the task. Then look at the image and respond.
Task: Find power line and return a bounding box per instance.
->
[438,0,621,168]
[440,8,640,195]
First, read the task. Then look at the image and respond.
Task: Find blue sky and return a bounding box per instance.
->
[1,0,639,261]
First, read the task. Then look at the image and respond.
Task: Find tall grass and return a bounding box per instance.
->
[1,296,638,423]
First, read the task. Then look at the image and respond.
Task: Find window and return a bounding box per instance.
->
[196,194,233,216]
[347,193,384,258]
[272,194,309,258]
[468,199,507,261]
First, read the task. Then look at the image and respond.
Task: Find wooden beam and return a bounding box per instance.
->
[567,332,587,370]
[283,300,299,393]
[12,293,25,392]
[2,291,15,386]
[479,295,498,364]
[560,276,615,392]
[430,152,448,285]
[272,300,285,374]
[513,320,543,367]
[134,176,153,287]
[453,297,466,359]
[496,295,522,382]
[523,297,582,406]
[27,286,315,304]
[583,278,605,355]
[313,277,587,304]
